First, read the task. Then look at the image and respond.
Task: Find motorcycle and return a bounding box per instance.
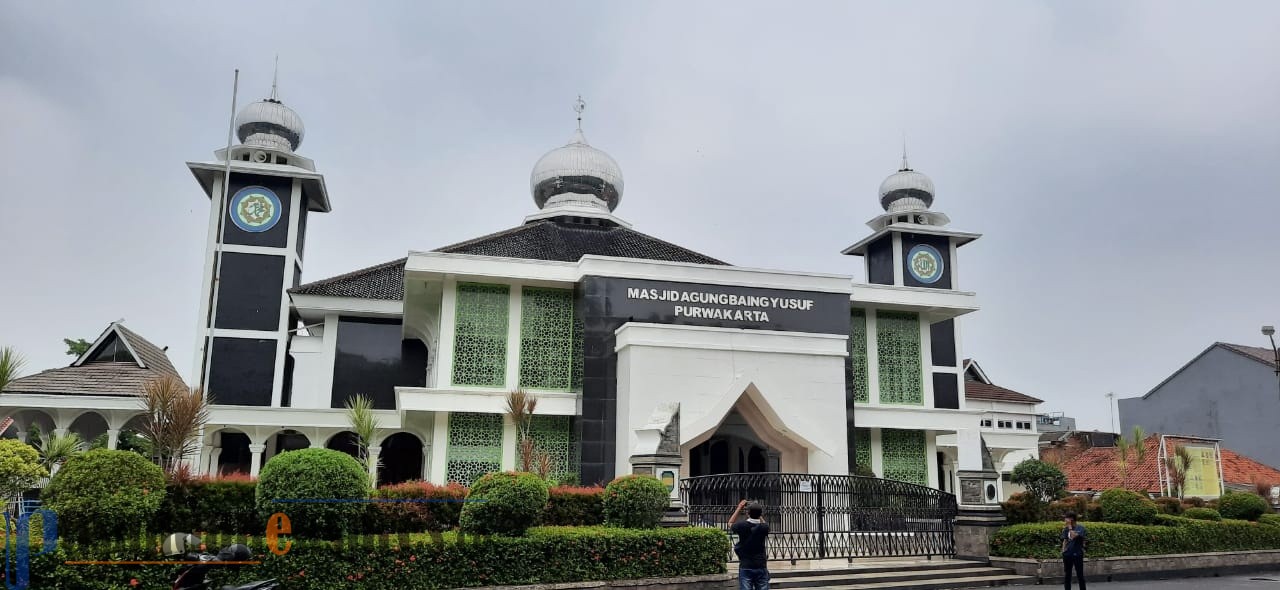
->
[162,533,279,590]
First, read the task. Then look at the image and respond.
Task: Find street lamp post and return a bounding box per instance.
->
[1264,325,1280,400]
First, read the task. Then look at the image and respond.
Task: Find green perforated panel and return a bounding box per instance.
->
[876,310,923,405]
[445,412,503,486]
[452,283,510,387]
[526,415,578,481]
[570,315,584,392]
[854,428,872,473]
[851,308,869,403]
[881,428,927,486]
[519,287,576,391]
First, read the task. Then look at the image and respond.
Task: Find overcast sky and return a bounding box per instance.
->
[2,1,1278,432]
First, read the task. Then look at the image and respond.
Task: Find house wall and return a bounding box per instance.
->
[1120,346,1280,467]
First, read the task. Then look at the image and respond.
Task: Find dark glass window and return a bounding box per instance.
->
[331,317,427,410]
[86,333,134,363]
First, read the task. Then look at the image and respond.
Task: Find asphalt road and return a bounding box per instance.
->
[1043,573,1280,589]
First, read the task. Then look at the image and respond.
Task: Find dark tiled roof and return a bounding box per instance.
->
[289,258,407,301]
[3,363,168,397]
[1219,342,1278,368]
[434,220,728,266]
[966,381,1043,404]
[112,323,179,377]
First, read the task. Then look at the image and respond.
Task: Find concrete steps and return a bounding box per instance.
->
[764,559,1032,589]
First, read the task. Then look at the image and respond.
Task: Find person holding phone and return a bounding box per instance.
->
[1060,512,1087,589]
[728,499,770,590]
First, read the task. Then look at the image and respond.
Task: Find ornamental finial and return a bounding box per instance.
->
[574,95,586,131]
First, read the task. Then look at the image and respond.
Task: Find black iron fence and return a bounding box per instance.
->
[681,472,957,562]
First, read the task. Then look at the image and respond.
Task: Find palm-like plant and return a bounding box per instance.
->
[506,390,554,478]
[138,375,211,474]
[344,394,382,485]
[1115,425,1148,491]
[37,431,84,474]
[1165,444,1193,498]
[0,346,24,392]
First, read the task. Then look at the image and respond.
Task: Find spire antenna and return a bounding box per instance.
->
[574,95,586,131]
[270,55,280,101]
[901,133,910,170]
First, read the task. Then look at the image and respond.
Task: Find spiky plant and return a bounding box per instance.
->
[1165,444,1193,498]
[344,394,382,485]
[37,431,84,474]
[138,375,211,474]
[0,346,24,393]
[506,390,542,473]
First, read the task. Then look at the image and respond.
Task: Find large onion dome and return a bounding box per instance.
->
[879,153,935,213]
[530,99,624,214]
[235,98,305,153]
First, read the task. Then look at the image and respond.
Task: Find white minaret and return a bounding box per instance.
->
[187,72,330,408]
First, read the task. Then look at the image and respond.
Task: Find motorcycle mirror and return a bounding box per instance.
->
[162,533,201,557]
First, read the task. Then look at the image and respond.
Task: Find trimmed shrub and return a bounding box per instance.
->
[1010,459,1068,503]
[367,481,468,533]
[1259,514,1280,527]
[991,519,1280,559]
[543,486,606,526]
[1154,497,1183,515]
[1183,507,1222,521]
[1000,492,1044,524]
[1099,488,1158,525]
[603,475,670,529]
[460,471,549,536]
[42,449,166,543]
[1183,496,1207,508]
[23,526,730,590]
[1085,500,1103,522]
[1218,491,1270,521]
[256,448,368,540]
[1046,495,1092,521]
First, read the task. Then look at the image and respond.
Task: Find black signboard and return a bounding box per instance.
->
[591,277,850,335]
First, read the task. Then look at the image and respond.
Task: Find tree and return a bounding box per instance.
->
[63,338,92,357]
[344,393,382,485]
[1115,426,1148,491]
[0,346,24,392]
[0,440,48,511]
[1165,444,1193,498]
[1010,458,1068,503]
[37,431,85,474]
[137,375,211,474]
[506,389,553,478]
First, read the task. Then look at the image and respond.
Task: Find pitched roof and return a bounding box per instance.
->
[289,258,407,300]
[434,220,728,266]
[1219,342,1278,368]
[4,322,182,397]
[1061,434,1280,492]
[965,381,1043,404]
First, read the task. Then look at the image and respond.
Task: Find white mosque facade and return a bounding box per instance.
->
[1,88,1032,501]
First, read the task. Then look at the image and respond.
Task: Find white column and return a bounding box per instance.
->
[208,447,223,475]
[956,428,984,471]
[367,446,382,488]
[249,444,266,478]
[501,415,517,470]
[429,412,449,484]
[926,433,939,490]
[866,309,881,405]
[436,279,458,388]
[53,428,68,438]
[869,428,884,477]
[421,447,431,481]
[318,314,339,402]
[504,283,523,390]
[920,316,934,408]
[891,233,904,286]
[16,431,27,443]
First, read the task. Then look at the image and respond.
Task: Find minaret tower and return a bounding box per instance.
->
[842,150,981,410]
[187,72,330,407]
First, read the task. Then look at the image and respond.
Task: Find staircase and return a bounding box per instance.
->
[765,559,1032,589]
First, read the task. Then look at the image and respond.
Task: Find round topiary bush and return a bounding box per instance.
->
[603,474,671,529]
[1098,488,1158,525]
[255,448,368,539]
[459,471,549,536]
[1217,491,1271,521]
[1183,507,1222,521]
[42,449,166,543]
[1154,497,1183,515]
[1258,513,1280,527]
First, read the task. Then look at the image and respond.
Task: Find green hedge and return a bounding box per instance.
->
[42,449,167,543]
[24,526,728,590]
[991,518,1280,559]
[460,472,549,535]
[1184,507,1222,521]
[603,475,670,529]
[1218,491,1271,521]
[365,481,469,533]
[1098,489,1158,525]
[256,449,368,540]
[154,477,259,534]
[542,486,605,526]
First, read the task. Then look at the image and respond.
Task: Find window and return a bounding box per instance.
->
[86,333,134,364]
[1016,421,1032,430]
[997,420,1012,429]
[980,419,993,428]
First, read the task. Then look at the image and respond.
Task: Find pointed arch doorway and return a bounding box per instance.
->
[682,385,810,477]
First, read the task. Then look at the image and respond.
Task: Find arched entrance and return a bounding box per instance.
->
[687,410,776,477]
[378,432,424,485]
[326,431,361,459]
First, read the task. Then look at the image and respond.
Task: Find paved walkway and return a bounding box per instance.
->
[1046,572,1280,589]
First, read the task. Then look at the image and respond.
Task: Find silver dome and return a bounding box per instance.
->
[235,99,305,152]
[530,129,624,211]
[878,165,935,211]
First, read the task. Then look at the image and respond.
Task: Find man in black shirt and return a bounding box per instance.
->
[729,499,770,590]
[1060,512,1087,590]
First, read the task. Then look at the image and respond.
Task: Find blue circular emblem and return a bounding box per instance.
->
[907,244,945,284]
[229,186,282,233]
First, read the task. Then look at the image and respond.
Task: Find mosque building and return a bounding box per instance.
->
[2,84,1030,502]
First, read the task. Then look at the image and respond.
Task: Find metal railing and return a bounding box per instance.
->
[681,472,957,562]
